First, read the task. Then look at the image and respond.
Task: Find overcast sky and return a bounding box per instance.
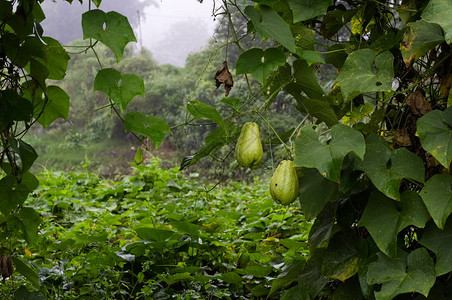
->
[40,0,219,66]
[141,0,218,65]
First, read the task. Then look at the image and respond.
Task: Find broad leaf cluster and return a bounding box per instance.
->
[187,0,452,298]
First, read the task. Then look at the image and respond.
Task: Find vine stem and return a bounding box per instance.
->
[257,112,291,153]
[394,50,452,95]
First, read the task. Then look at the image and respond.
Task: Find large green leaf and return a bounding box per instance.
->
[321,231,359,281]
[82,9,136,62]
[0,90,33,129]
[299,168,338,219]
[366,248,435,300]
[187,100,225,126]
[398,190,430,230]
[419,219,452,276]
[422,0,452,44]
[94,68,145,113]
[292,94,339,127]
[294,124,365,182]
[124,112,171,149]
[416,107,452,168]
[29,59,49,89]
[134,227,176,242]
[35,85,69,128]
[336,49,394,100]
[10,139,38,172]
[39,37,70,80]
[308,202,335,248]
[288,0,333,22]
[12,256,40,288]
[244,5,295,52]
[359,192,399,257]
[401,20,444,64]
[296,249,328,299]
[420,174,452,229]
[293,24,315,50]
[295,49,325,66]
[356,135,425,200]
[220,272,243,286]
[286,60,339,126]
[17,207,41,245]
[0,172,39,216]
[236,48,286,84]
[359,191,429,257]
[292,59,325,99]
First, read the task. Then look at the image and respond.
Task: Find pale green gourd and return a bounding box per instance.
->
[270,160,299,205]
[235,122,263,169]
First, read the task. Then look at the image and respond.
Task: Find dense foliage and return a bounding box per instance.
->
[2,0,452,299]
[3,160,309,299]
[188,0,452,299]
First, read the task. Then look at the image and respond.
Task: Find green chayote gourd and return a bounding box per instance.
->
[235,122,263,169]
[270,160,299,205]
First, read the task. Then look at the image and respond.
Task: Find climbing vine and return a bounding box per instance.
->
[185,0,452,298]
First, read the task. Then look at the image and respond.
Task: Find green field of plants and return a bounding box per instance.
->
[2,160,310,299]
[3,0,452,298]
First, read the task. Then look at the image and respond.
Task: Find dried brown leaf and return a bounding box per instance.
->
[405,91,432,116]
[215,61,233,96]
[395,128,412,147]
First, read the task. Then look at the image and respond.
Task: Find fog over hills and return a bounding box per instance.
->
[41,0,217,66]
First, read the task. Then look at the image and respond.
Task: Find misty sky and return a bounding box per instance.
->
[142,0,217,65]
[40,0,218,66]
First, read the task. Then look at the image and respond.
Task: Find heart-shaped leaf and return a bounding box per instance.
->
[356,135,425,200]
[187,100,225,126]
[35,85,70,127]
[289,0,333,22]
[422,0,452,44]
[0,172,39,216]
[124,112,171,149]
[401,20,444,64]
[10,139,38,172]
[298,168,338,219]
[359,191,429,257]
[367,248,435,299]
[244,6,295,52]
[420,174,452,229]
[39,37,70,80]
[321,231,359,281]
[294,124,365,183]
[236,48,286,84]
[295,49,325,66]
[82,9,136,62]
[94,68,145,113]
[420,219,452,276]
[336,49,394,100]
[416,107,452,168]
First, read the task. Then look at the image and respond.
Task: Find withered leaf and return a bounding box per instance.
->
[215,61,233,96]
[395,128,412,147]
[405,91,432,116]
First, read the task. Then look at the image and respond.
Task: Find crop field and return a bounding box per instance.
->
[5,160,310,299]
